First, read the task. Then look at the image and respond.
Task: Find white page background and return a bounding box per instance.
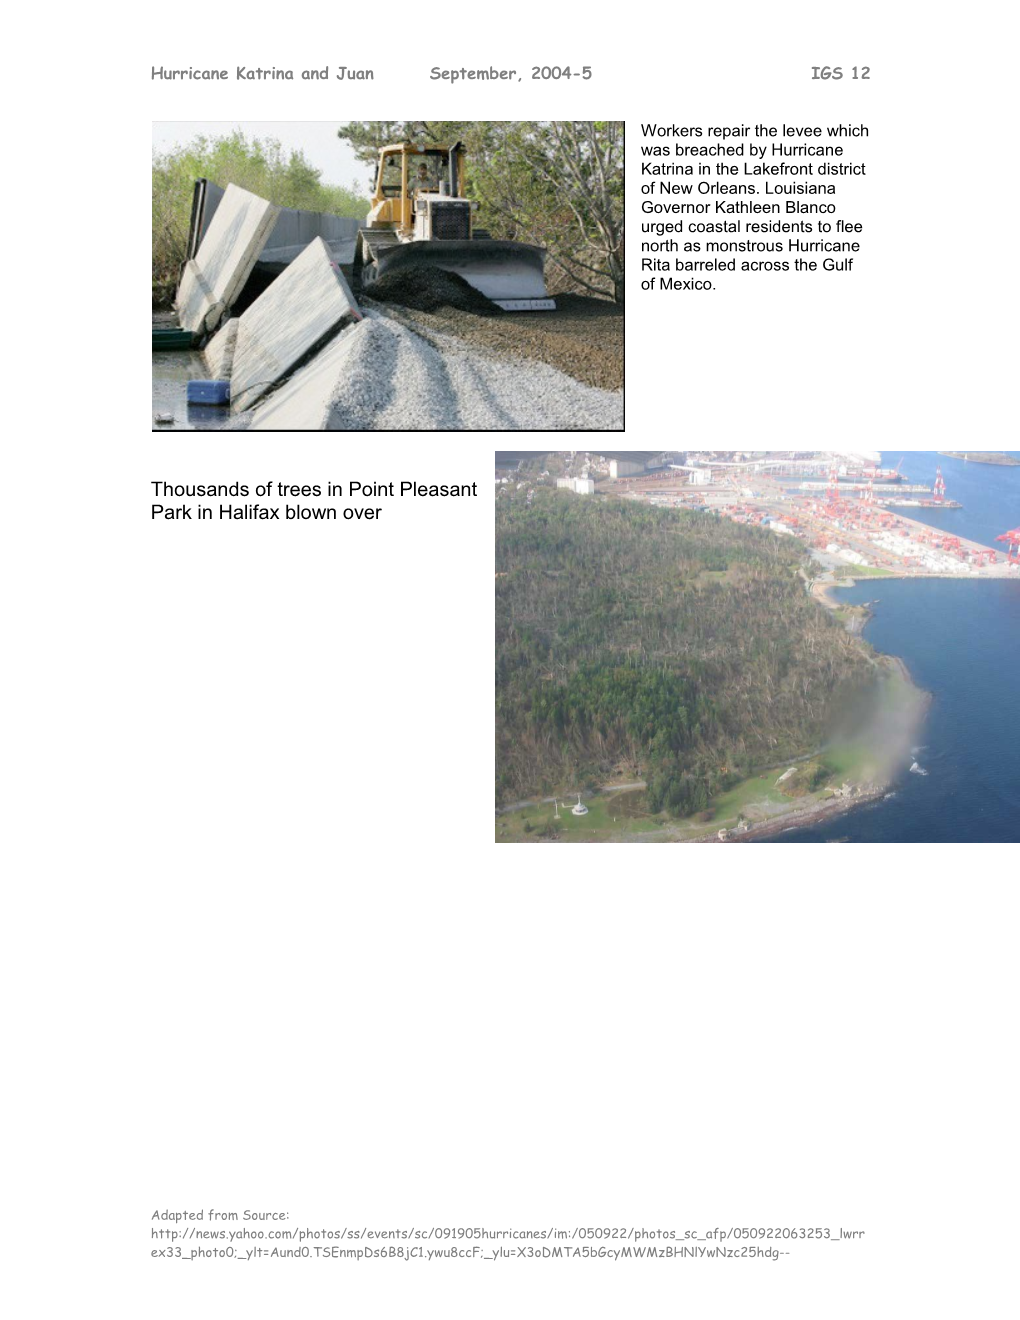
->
[4,6,1017,1318]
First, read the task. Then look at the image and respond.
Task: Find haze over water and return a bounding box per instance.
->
[771,451,1020,843]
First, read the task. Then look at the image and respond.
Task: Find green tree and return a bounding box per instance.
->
[495,485,873,806]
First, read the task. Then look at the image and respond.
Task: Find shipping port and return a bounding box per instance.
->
[579,453,1015,579]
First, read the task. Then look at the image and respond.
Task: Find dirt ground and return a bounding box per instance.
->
[365,277,624,392]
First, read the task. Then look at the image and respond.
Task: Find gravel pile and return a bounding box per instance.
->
[367,267,503,316]
[316,313,622,430]
[386,292,623,391]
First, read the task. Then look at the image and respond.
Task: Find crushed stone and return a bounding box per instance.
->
[380,292,623,391]
[366,266,503,316]
[326,314,621,430]
[230,311,621,430]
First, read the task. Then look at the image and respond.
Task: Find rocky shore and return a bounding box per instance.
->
[719,785,888,842]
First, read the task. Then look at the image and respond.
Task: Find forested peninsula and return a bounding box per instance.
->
[495,490,874,812]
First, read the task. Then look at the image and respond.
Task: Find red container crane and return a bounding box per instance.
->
[996,527,1020,562]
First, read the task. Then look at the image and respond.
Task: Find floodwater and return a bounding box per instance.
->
[152,351,233,432]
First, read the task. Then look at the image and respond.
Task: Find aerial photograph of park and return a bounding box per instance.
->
[495,449,1020,843]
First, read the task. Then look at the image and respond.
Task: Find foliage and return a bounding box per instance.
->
[776,760,830,797]
[337,121,624,303]
[152,130,368,306]
[495,489,873,809]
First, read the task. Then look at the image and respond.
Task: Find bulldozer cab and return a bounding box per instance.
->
[370,145,463,231]
[376,151,406,198]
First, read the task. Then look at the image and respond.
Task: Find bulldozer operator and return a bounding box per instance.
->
[413,160,438,193]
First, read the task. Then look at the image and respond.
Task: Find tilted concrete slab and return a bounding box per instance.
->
[204,319,238,380]
[195,186,359,255]
[230,237,362,413]
[176,184,279,336]
[247,324,362,431]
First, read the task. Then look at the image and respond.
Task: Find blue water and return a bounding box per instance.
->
[769,453,1020,843]
[878,450,1020,548]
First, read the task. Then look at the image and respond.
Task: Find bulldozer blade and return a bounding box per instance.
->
[368,239,555,310]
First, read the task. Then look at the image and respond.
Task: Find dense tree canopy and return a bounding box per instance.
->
[495,489,872,809]
[338,121,624,302]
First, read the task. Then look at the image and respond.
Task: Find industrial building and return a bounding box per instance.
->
[557,476,595,495]
[604,452,1015,579]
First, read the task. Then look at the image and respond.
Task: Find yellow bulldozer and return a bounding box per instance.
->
[353,141,555,311]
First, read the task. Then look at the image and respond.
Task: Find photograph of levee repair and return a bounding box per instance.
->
[152,122,624,431]
[495,450,1020,843]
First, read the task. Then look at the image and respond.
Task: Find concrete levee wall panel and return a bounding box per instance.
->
[269,210,361,247]
[230,237,361,412]
[176,184,279,335]
[186,180,226,259]
[247,326,360,431]
[258,239,358,271]
[194,181,360,262]
[204,319,239,380]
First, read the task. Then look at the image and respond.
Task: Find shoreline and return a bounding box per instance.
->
[812,575,924,689]
[714,585,924,841]
[937,451,1020,466]
[813,568,1010,604]
[498,580,931,841]
[497,659,929,842]
[721,784,888,842]
[725,580,931,843]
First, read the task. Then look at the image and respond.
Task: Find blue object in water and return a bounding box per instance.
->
[186,379,231,406]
